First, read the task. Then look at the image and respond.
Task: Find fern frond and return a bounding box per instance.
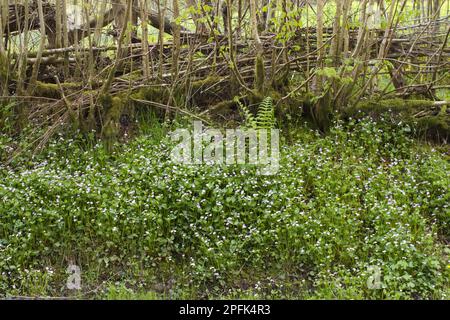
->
[256,97,275,129]
[235,97,257,129]
[235,96,276,129]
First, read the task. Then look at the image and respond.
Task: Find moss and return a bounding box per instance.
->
[228,74,241,97]
[415,115,450,141]
[188,76,235,111]
[254,54,265,94]
[191,76,222,92]
[129,87,169,119]
[209,100,237,117]
[101,95,126,152]
[107,97,124,123]
[99,94,113,113]
[344,98,449,142]
[131,87,169,103]
[34,81,81,99]
[0,52,11,98]
[35,82,60,99]
[0,52,8,84]
[345,98,435,118]
[248,90,264,106]
[118,70,142,82]
[313,90,333,132]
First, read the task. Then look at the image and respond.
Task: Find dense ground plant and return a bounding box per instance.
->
[0,119,449,299]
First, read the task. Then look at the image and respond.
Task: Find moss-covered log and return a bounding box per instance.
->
[33,81,82,99]
[344,98,450,142]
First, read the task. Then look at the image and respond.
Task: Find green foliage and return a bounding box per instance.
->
[236,97,256,127]
[315,65,354,88]
[0,101,16,135]
[104,285,162,300]
[0,119,449,299]
[236,97,276,129]
[272,3,304,45]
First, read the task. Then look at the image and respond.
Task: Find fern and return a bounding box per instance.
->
[256,97,275,129]
[235,97,257,129]
[235,97,275,129]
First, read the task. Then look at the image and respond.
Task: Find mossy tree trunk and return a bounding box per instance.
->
[250,0,265,95]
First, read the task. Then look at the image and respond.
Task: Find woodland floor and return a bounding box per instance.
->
[1,115,449,299]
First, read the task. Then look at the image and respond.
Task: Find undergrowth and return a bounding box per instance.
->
[0,118,449,299]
